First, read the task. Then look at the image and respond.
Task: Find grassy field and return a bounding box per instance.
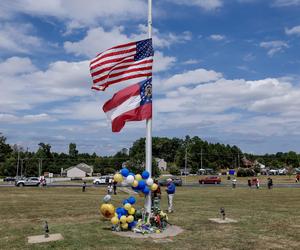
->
[183,174,299,184]
[0,186,299,250]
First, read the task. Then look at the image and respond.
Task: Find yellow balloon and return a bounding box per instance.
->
[151,183,158,191]
[100,204,115,219]
[128,207,135,215]
[120,215,127,224]
[121,223,128,230]
[127,215,134,223]
[114,213,118,217]
[132,180,138,187]
[114,173,123,183]
[124,203,132,211]
[135,174,142,181]
[111,216,119,225]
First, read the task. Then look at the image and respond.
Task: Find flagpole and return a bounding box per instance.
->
[145,0,152,214]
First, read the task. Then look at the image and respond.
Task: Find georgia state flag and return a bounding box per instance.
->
[102,78,152,132]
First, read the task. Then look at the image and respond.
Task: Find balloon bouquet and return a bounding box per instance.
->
[100,168,160,232]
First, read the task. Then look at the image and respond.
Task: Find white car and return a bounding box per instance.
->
[93,176,113,185]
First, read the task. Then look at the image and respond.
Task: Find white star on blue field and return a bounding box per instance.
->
[0,0,300,155]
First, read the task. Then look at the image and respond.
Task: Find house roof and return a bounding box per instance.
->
[65,163,93,173]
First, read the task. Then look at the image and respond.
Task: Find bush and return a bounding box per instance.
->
[237,168,255,177]
[168,165,180,175]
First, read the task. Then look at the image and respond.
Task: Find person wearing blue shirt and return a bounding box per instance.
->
[166,178,176,213]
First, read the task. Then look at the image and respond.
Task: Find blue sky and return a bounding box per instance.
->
[0,0,300,155]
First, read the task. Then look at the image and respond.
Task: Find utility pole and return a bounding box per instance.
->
[201,148,203,169]
[16,149,20,177]
[38,158,43,177]
[238,153,240,168]
[20,159,23,177]
[185,146,187,184]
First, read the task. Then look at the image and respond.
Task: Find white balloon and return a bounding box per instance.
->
[126,175,134,184]
[103,195,111,203]
[146,177,154,186]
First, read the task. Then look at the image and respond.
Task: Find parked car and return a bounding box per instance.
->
[4,177,16,182]
[158,176,182,186]
[15,177,40,187]
[199,176,221,184]
[93,176,113,185]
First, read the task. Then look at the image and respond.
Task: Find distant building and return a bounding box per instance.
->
[64,163,93,178]
[121,148,129,155]
[254,161,266,169]
[242,157,254,168]
[155,158,167,171]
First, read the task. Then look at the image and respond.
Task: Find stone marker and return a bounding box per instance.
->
[112,225,183,239]
[208,218,238,224]
[28,233,64,244]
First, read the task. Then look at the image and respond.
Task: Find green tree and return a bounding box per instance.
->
[69,143,78,158]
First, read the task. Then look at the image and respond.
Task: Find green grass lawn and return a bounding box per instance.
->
[0,186,299,250]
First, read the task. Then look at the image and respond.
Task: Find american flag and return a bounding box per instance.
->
[89,38,154,91]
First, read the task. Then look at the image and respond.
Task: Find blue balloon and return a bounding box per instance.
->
[128,196,136,205]
[118,213,122,219]
[143,186,150,195]
[128,221,137,228]
[128,197,136,204]
[120,168,129,177]
[116,207,123,215]
[123,199,129,205]
[121,208,128,215]
[128,172,135,176]
[137,180,146,190]
[141,170,150,179]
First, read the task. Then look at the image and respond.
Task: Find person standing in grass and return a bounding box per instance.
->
[107,182,113,195]
[267,177,273,189]
[232,178,237,188]
[82,181,86,192]
[113,180,117,195]
[248,179,251,188]
[256,178,260,189]
[165,178,176,213]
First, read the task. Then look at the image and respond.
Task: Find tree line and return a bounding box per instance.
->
[0,133,299,177]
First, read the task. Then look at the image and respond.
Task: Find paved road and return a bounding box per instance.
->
[1,183,299,188]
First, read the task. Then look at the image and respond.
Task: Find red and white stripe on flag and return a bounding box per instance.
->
[90,38,153,91]
[102,78,152,132]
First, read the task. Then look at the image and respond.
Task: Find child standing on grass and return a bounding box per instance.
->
[107,183,113,195]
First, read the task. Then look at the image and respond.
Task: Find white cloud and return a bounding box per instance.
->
[260,40,289,56]
[285,25,300,36]
[64,26,129,57]
[64,25,192,58]
[0,22,42,54]
[0,57,37,75]
[273,0,300,6]
[51,100,107,121]
[162,68,222,90]
[0,0,147,28]
[0,57,91,112]
[0,113,54,124]
[182,59,201,65]
[209,34,226,41]
[153,75,300,137]
[243,53,256,62]
[169,0,223,11]
[153,51,176,73]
